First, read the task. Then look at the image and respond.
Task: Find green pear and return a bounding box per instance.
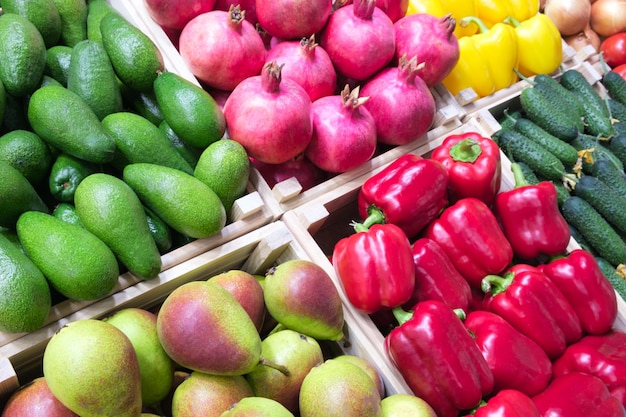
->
[42,319,142,417]
[208,269,266,332]
[0,377,79,417]
[156,280,262,375]
[299,358,383,417]
[171,372,254,417]
[380,394,438,417]
[220,397,295,417]
[103,307,175,407]
[263,260,344,341]
[246,329,324,414]
[333,355,385,398]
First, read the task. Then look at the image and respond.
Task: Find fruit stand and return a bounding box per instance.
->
[1,0,626,416]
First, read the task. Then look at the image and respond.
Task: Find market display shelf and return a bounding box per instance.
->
[0,220,408,407]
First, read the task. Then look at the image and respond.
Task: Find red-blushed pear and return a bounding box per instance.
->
[208,269,266,332]
[171,372,254,417]
[263,259,344,341]
[156,370,190,416]
[143,0,216,31]
[246,329,324,414]
[0,377,78,417]
[220,397,295,417]
[333,355,385,398]
[380,394,438,417]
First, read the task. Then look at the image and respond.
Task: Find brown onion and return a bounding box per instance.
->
[564,24,602,52]
[543,0,591,36]
[590,0,626,37]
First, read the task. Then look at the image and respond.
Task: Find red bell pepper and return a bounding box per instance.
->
[532,372,626,417]
[404,237,473,312]
[552,330,626,407]
[357,153,448,239]
[385,300,494,417]
[538,249,618,335]
[481,266,583,359]
[465,389,542,417]
[431,131,502,206]
[424,197,514,290]
[494,162,571,260]
[464,310,552,397]
[333,219,415,314]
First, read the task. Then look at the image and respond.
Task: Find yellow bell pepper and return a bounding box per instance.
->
[475,0,540,28]
[442,16,519,98]
[504,14,562,77]
[407,0,478,38]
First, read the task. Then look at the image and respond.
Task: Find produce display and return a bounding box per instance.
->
[2,0,626,415]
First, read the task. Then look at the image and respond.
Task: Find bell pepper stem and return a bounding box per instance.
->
[453,308,467,321]
[392,306,414,326]
[481,272,514,296]
[503,15,521,27]
[449,139,483,163]
[359,206,386,230]
[459,16,489,34]
[511,162,530,188]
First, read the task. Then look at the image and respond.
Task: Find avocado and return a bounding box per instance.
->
[1,0,62,48]
[0,160,49,230]
[50,0,88,47]
[44,45,74,87]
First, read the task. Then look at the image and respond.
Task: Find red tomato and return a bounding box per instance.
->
[600,32,626,68]
[613,63,626,80]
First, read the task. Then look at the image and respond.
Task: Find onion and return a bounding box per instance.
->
[564,25,602,52]
[360,55,436,146]
[256,0,333,40]
[224,62,313,164]
[179,6,266,91]
[394,13,460,88]
[590,0,626,37]
[543,0,591,36]
[304,85,377,173]
[265,35,337,102]
[320,0,396,81]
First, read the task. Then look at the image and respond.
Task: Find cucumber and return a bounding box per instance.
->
[561,196,626,267]
[513,118,579,168]
[590,159,626,197]
[516,161,540,184]
[519,86,580,142]
[603,70,626,106]
[594,256,626,301]
[570,133,624,173]
[569,224,595,254]
[534,74,585,119]
[497,129,567,182]
[608,98,626,123]
[551,179,572,206]
[498,109,523,131]
[572,174,626,235]
[608,133,626,167]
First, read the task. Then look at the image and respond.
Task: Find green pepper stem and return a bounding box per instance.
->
[360,206,386,230]
[459,16,489,33]
[392,306,414,326]
[450,138,483,163]
[504,15,521,27]
[481,272,514,296]
[453,308,467,321]
[511,162,529,188]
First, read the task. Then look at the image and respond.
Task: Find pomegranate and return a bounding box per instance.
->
[213,0,258,25]
[360,55,436,146]
[251,155,327,191]
[179,6,267,91]
[340,0,409,22]
[256,0,333,40]
[305,85,377,173]
[265,35,337,102]
[224,62,313,164]
[320,0,396,81]
[143,0,215,31]
[394,13,460,87]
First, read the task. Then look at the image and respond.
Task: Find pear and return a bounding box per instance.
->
[380,394,438,417]
[42,319,142,417]
[246,329,324,413]
[0,377,79,417]
[220,397,295,417]
[103,307,175,407]
[263,260,344,340]
[156,280,262,375]
[299,358,383,417]
[208,269,266,332]
[333,354,385,398]
[171,371,254,417]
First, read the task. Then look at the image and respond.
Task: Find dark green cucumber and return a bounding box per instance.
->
[582,103,616,138]
[590,159,626,197]
[497,129,567,182]
[572,174,626,235]
[519,87,580,141]
[569,224,595,254]
[570,133,624,173]
[608,133,626,167]
[513,118,579,167]
[603,70,626,106]
[561,196,626,267]
[594,256,626,301]
[608,98,626,123]
[534,74,585,119]
[498,109,523,131]
[517,161,540,184]
[551,179,572,206]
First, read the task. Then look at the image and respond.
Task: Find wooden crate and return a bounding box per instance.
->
[0,221,408,407]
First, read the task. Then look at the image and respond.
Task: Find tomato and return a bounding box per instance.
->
[612,63,626,80]
[600,32,626,68]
